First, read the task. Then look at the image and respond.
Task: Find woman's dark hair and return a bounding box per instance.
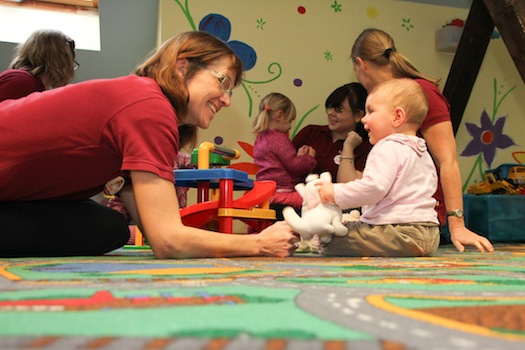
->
[325,82,368,138]
[325,82,367,113]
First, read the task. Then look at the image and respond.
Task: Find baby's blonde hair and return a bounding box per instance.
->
[252,92,296,135]
[372,78,428,126]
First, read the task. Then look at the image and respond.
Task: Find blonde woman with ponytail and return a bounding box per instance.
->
[350,28,493,253]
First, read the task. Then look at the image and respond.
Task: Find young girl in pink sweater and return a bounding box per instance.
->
[253,93,316,212]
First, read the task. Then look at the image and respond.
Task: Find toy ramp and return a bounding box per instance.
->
[232,180,276,209]
[180,201,219,228]
[180,181,277,232]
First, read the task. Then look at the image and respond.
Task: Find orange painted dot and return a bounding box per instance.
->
[481,130,494,144]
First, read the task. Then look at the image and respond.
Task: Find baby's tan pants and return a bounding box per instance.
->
[320,222,440,257]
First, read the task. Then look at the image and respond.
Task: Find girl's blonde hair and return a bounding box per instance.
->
[135,31,243,151]
[252,92,296,135]
[10,29,76,88]
[351,28,439,86]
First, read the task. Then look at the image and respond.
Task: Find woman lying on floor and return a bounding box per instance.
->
[0,31,299,259]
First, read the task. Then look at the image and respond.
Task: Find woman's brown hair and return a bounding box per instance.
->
[135,31,243,147]
[10,29,76,88]
[135,31,243,118]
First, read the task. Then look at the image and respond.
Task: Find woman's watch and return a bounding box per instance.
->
[447,209,464,218]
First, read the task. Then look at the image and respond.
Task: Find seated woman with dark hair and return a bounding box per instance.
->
[292,82,371,183]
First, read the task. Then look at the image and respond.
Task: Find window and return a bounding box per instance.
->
[0,0,100,51]
[36,0,98,8]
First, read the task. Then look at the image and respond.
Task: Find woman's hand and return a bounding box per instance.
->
[449,225,494,253]
[422,122,494,254]
[129,171,302,259]
[337,132,362,183]
[256,221,301,257]
[343,130,363,151]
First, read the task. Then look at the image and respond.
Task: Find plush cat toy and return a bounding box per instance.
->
[283,172,348,244]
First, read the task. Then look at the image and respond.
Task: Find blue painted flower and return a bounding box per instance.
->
[461,110,515,168]
[199,14,257,71]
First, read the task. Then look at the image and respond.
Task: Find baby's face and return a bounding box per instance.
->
[361,90,394,145]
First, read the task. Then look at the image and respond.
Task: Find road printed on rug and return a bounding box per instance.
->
[0,245,524,350]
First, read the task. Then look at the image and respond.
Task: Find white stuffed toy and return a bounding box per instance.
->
[283,172,348,244]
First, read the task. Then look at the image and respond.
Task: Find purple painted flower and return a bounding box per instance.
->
[461,110,515,167]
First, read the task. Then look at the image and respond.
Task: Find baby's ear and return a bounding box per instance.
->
[392,106,407,127]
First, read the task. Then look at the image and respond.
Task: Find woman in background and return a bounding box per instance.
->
[350,28,493,253]
[292,83,371,183]
[0,29,78,102]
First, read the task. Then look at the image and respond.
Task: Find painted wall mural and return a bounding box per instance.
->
[172,0,332,173]
[163,0,524,186]
[460,79,522,192]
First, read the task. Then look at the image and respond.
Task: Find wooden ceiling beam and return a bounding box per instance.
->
[483,0,525,83]
[442,0,494,135]
[442,0,525,135]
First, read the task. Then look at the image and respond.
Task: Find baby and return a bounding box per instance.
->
[315,78,440,257]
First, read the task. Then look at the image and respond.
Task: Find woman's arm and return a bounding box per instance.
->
[336,131,363,183]
[422,121,494,253]
[124,170,299,259]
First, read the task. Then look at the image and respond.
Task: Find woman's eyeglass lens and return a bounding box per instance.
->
[208,69,233,97]
[67,39,79,71]
[328,106,350,114]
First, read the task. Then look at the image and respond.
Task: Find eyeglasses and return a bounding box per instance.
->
[66,39,80,71]
[208,68,233,97]
[328,106,351,114]
[67,38,75,51]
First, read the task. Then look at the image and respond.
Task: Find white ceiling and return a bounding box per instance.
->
[398,0,472,8]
